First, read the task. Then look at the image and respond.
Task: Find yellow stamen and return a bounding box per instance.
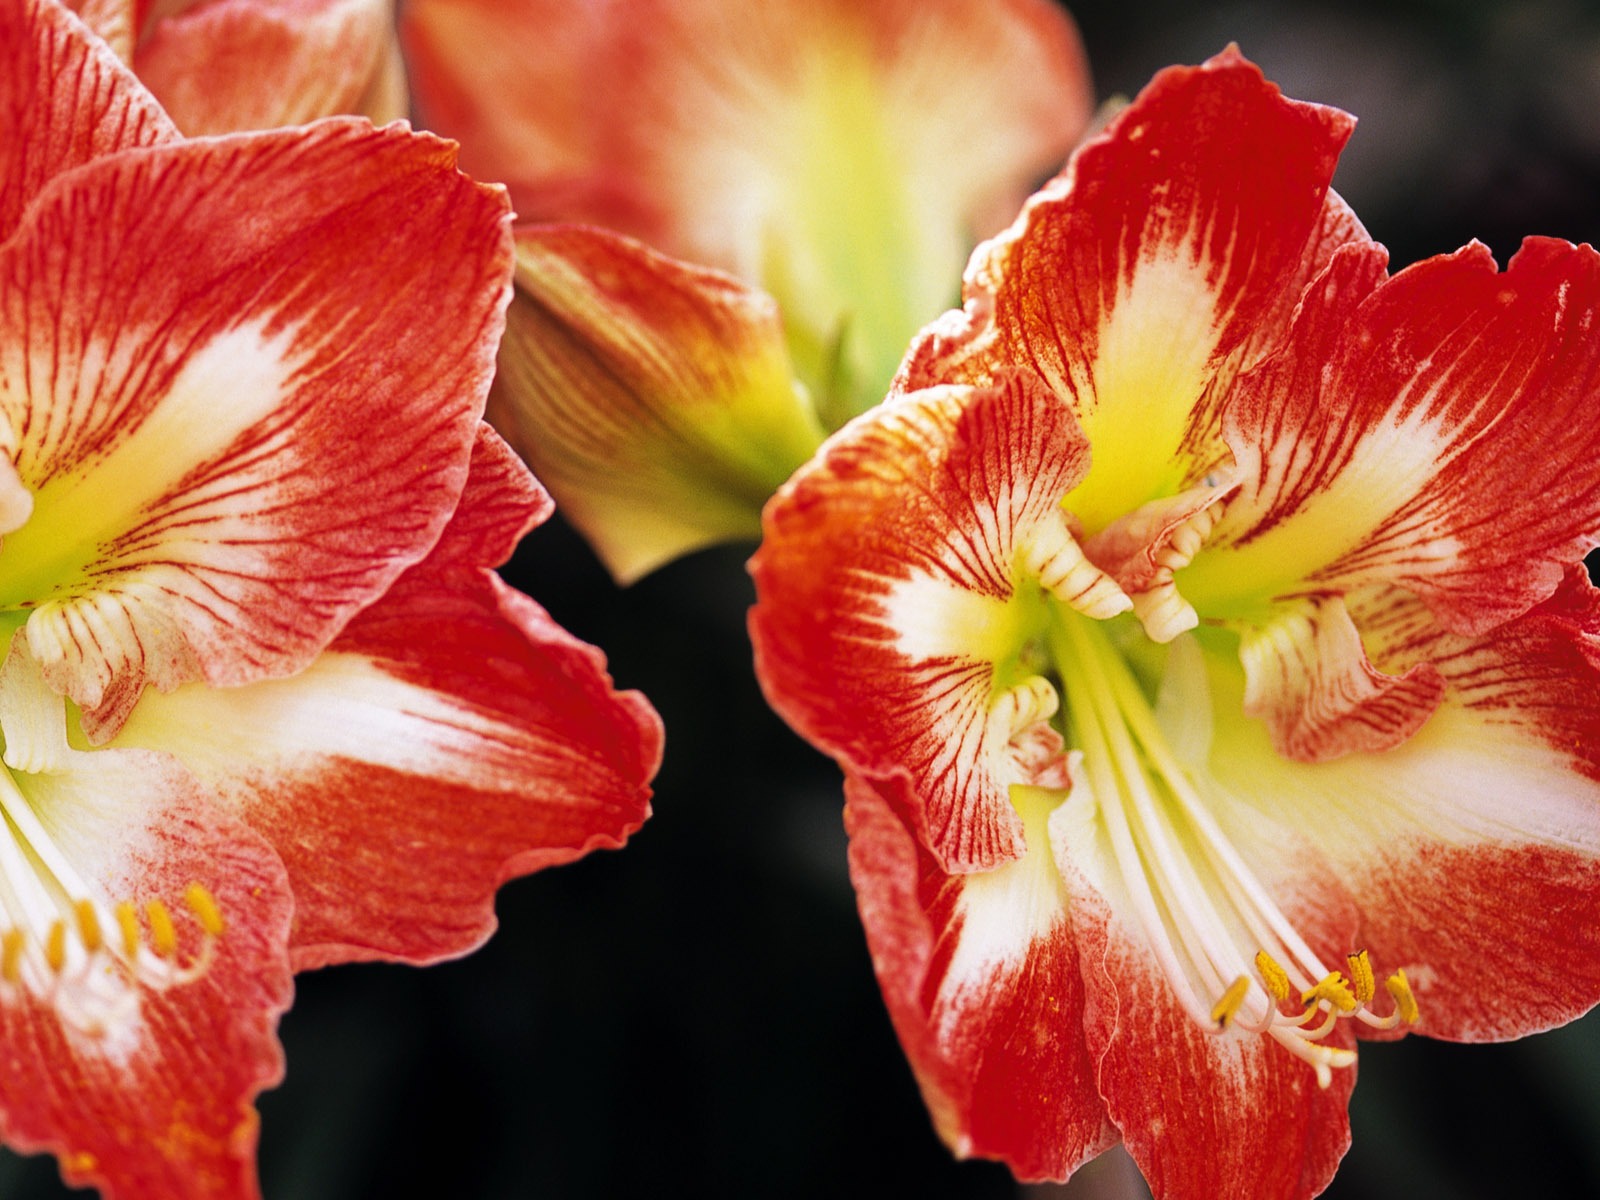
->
[1,929,22,983]
[75,900,102,954]
[146,900,176,959]
[1210,974,1251,1027]
[115,902,140,959]
[1301,971,1357,1013]
[1386,969,1420,1025]
[1254,950,1292,1003]
[1346,950,1376,1005]
[45,919,66,972]
[184,883,224,938]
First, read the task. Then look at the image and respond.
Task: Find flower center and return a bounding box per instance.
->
[1045,608,1417,1086]
[0,767,222,1036]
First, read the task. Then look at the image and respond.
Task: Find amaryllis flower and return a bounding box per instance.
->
[0,4,660,1197]
[67,0,405,133]
[400,0,1093,582]
[750,48,1600,1200]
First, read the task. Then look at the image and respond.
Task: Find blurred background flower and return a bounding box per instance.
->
[10,0,1600,1196]
[67,0,406,133]
[402,0,1091,582]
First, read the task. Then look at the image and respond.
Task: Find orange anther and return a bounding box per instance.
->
[45,919,66,972]
[1386,969,1420,1025]
[146,900,176,959]
[1210,975,1251,1027]
[184,883,224,938]
[1,929,22,983]
[1254,950,1292,1003]
[115,902,140,959]
[1301,971,1357,1013]
[1346,950,1375,1005]
[75,900,102,954]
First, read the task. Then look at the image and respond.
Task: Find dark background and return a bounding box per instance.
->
[9,1,1600,1196]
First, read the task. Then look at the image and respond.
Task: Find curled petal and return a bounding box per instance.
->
[0,120,513,735]
[0,0,175,243]
[1022,507,1135,621]
[1236,593,1445,762]
[844,772,1114,1179]
[751,374,1107,872]
[1082,469,1240,642]
[114,428,662,967]
[1006,720,1073,791]
[490,225,825,584]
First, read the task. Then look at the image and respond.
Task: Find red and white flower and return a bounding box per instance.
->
[401,0,1094,581]
[0,4,661,1197]
[750,49,1600,1199]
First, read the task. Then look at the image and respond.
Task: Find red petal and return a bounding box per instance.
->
[401,0,606,226]
[0,120,512,734]
[134,0,407,134]
[844,771,1114,1180]
[1339,240,1600,629]
[1233,189,1372,375]
[1343,570,1600,1040]
[406,421,554,569]
[1072,890,1356,1200]
[751,374,1113,872]
[1202,571,1600,1043]
[899,49,1359,534]
[1355,839,1600,1044]
[1208,242,1391,574]
[0,738,292,1200]
[1207,238,1600,634]
[115,428,662,968]
[0,0,175,244]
